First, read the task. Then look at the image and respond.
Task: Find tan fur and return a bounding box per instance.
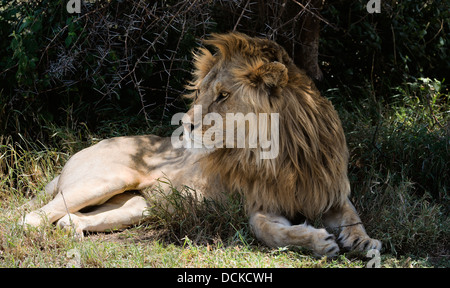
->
[19,33,381,256]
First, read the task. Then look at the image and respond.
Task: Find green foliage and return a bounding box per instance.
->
[338,78,448,199]
[321,0,449,101]
[393,78,447,128]
[386,78,448,199]
[335,77,449,256]
[1,0,448,137]
[1,0,216,140]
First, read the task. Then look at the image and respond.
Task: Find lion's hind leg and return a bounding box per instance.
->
[249,212,340,257]
[22,179,131,228]
[56,191,149,238]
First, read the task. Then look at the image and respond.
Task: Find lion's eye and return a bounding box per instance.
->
[215,91,230,103]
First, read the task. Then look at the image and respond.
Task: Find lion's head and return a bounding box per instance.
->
[184,32,350,220]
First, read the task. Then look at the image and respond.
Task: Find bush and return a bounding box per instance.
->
[1,0,448,138]
[1,0,217,140]
[320,0,449,103]
[337,77,449,256]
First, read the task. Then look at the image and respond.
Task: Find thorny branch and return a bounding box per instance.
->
[39,0,330,123]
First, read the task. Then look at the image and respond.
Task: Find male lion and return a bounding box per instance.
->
[21,32,381,256]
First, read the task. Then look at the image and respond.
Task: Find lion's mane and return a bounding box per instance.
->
[190,33,350,220]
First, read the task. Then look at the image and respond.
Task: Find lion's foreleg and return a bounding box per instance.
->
[322,198,381,252]
[249,212,339,256]
[56,192,149,237]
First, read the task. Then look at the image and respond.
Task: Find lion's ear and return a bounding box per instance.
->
[238,61,289,91]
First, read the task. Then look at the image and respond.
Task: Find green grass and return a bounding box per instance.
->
[0,78,449,268]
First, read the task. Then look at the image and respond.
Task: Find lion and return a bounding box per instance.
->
[20,32,381,256]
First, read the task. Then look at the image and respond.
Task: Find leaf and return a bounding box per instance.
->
[65,32,76,47]
[18,17,31,33]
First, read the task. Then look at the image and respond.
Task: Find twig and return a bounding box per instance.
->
[391,24,397,66]
[425,19,444,46]
[233,0,252,32]
[161,12,187,123]
[290,0,338,30]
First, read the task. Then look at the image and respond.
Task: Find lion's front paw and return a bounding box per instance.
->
[56,214,84,239]
[312,229,340,257]
[22,210,46,228]
[338,227,381,252]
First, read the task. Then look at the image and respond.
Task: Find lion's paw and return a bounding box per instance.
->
[337,227,381,252]
[56,214,84,239]
[312,229,340,257]
[22,210,46,228]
